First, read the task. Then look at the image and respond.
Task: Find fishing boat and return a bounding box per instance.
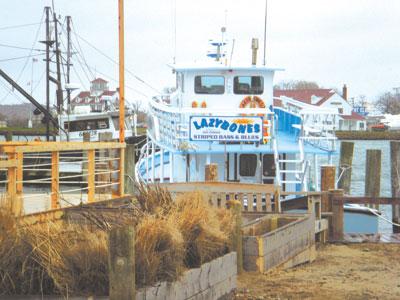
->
[58,104,135,142]
[135,38,338,194]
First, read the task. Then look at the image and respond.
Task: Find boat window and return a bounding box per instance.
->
[233,76,264,94]
[262,154,276,177]
[239,154,257,177]
[194,75,225,94]
[112,116,120,130]
[67,118,110,132]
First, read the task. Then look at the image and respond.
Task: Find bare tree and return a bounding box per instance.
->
[274,80,320,90]
[130,100,142,115]
[375,92,400,114]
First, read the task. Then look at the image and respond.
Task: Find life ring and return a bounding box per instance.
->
[239,96,269,144]
[239,95,266,109]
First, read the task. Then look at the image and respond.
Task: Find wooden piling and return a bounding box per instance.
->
[337,141,354,194]
[329,189,344,241]
[108,226,135,300]
[5,131,12,142]
[205,163,218,181]
[365,150,381,209]
[124,143,135,195]
[390,142,400,233]
[228,200,243,274]
[320,165,335,212]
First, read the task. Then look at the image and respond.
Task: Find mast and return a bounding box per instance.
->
[53,11,63,115]
[66,16,72,109]
[45,6,51,141]
[263,0,268,66]
[118,0,125,143]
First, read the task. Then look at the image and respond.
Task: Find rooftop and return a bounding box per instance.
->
[274,89,336,106]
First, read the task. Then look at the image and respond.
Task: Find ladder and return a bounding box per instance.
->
[273,135,309,192]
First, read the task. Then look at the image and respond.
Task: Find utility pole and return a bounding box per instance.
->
[53,12,63,115]
[66,16,72,110]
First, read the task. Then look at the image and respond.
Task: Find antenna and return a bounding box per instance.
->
[172,0,177,64]
[263,0,268,66]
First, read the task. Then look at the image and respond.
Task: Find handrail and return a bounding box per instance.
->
[150,97,274,116]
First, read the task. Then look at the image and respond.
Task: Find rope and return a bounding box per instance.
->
[366,206,400,227]
[336,164,351,186]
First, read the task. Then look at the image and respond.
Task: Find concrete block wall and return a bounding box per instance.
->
[243,214,315,272]
[136,252,237,300]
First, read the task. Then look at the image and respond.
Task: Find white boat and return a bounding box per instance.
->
[58,105,135,142]
[136,39,337,193]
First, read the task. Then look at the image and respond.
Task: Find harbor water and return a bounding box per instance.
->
[319,140,392,233]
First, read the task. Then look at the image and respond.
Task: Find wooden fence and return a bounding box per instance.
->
[0,141,126,216]
[160,182,279,213]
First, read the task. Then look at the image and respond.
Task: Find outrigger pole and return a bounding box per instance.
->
[118,0,125,143]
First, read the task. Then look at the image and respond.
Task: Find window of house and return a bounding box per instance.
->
[359,122,365,129]
[338,108,343,114]
[194,76,224,94]
[233,76,264,94]
[239,154,258,177]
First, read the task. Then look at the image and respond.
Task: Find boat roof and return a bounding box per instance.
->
[170,63,284,73]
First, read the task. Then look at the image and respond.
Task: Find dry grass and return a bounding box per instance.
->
[171,192,231,268]
[0,186,235,296]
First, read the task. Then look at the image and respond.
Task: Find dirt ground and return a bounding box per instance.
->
[234,243,400,300]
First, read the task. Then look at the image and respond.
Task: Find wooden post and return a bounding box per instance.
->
[320,165,335,212]
[15,152,23,215]
[7,151,18,215]
[390,142,400,233]
[205,163,218,181]
[273,188,281,213]
[365,150,381,209]
[51,151,59,209]
[337,141,354,194]
[5,131,12,142]
[119,147,125,196]
[108,225,135,300]
[87,149,95,203]
[329,189,344,241]
[228,200,243,274]
[124,143,135,195]
[83,132,91,142]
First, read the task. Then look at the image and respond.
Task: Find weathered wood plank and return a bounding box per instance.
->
[256,193,263,212]
[160,182,275,194]
[2,142,125,153]
[0,159,17,168]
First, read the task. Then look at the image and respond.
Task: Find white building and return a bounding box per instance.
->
[71,78,119,112]
[273,86,366,131]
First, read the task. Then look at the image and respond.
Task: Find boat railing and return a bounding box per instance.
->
[148,98,275,150]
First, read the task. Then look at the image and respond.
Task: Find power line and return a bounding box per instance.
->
[0,43,46,52]
[71,23,161,94]
[70,21,95,79]
[0,22,44,31]
[0,11,45,104]
[0,53,45,63]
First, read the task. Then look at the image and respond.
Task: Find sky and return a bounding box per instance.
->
[0,0,400,107]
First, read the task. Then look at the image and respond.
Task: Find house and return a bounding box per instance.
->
[71,78,119,112]
[0,120,7,128]
[273,85,366,131]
